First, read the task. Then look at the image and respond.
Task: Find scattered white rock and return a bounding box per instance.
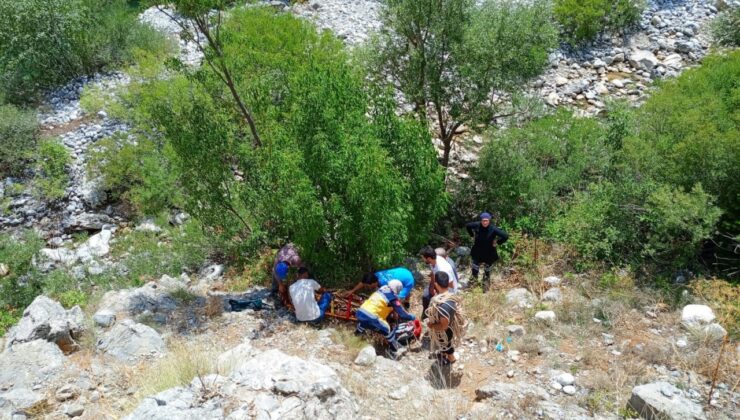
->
[535,311,556,323]
[562,385,577,396]
[389,385,409,400]
[542,288,562,303]
[354,345,377,366]
[507,325,525,337]
[543,276,561,286]
[93,310,116,328]
[506,288,534,308]
[681,304,715,326]
[4,296,85,352]
[135,219,162,233]
[97,319,166,363]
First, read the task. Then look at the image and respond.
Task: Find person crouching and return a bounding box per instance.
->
[289,267,332,323]
[355,280,416,359]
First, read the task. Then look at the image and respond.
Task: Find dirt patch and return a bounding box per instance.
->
[40,115,97,137]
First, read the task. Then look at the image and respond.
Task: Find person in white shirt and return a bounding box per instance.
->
[420,246,458,319]
[289,267,332,322]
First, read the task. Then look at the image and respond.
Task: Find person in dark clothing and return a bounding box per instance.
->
[465,212,508,289]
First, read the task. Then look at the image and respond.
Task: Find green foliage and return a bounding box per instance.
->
[711,7,740,47]
[0,0,170,103]
[472,52,736,275]
[623,51,740,220]
[107,219,215,286]
[127,7,446,283]
[473,110,612,231]
[0,104,38,177]
[87,133,183,215]
[554,0,644,44]
[0,231,44,335]
[368,0,557,165]
[35,139,70,200]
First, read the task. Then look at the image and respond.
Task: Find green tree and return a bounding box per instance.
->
[368,0,557,167]
[127,7,446,283]
[554,0,644,44]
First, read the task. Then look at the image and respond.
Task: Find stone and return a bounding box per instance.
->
[550,382,563,391]
[67,213,113,232]
[217,341,256,374]
[75,229,112,262]
[168,211,189,226]
[543,276,561,286]
[78,178,107,209]
[199,264,224,283]
[506,370,514,378]
[702,323,727,340]
[55,384,80,402]
[602,333,615,346]
[0,388,44,415]
[93,310,116,328]
[629,382,706,420]
[354,345,376,366]
[594,82,609,95]
[535,311,556,323]
[135,219,162,233]
[676,339,688,348]
[681,305,715,326]
[592,58,606,68]
[538,401,590,420]
[39,248,78,266]
[0,263,8,277]
[506,288,534,308]
[562,385,577,395]
[662,54,683,69]
[507,325,525,337]
[542,288,562,303]
[4,296,85,352]
[612,79,625,88]
[629,50,659,72]
[389,385,409,400]
[555,76,568,86]
[0,340,65,392]
[95,281,180,319]
[97,319,166,363]
[476,381,548,401]
[64,403,85,417]
[556,373,575,386]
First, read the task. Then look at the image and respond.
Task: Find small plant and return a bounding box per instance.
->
[170,288,197,304]
[35,139,70,200]
[554,0,644,44]
[330,327,368,359]
[0,104,38,177]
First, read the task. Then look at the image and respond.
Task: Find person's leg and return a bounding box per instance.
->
[471,257,481,286]
[422,289,431,320]
[440,328,456,363]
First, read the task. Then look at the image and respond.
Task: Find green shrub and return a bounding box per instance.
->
[0,104,38,177]
[87,133,183,216]
[35,139,70,200]
[473,109,612,232]
[0,0,170,103]
[624,51,740,227]
[712,7,740,47]
[0,231,44,335]
[554,0,644,44]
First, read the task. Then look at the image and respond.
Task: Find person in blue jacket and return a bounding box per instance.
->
[344,267,415,302]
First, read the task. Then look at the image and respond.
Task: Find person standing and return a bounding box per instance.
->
[466,212,508,290]
[425,272,466,366]
[420,246,458,318]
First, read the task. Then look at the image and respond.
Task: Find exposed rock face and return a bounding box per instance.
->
[96,319,166,363]
[125,349,358,420]
[629,381,706,419]
[506,288,534,308]
[94,278,184,321]
[475,381,549,401]
[4,296,85,352]
[0,340,66,417]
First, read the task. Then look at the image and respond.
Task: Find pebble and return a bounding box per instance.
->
[507,370,515,378]
[563,385,577,396]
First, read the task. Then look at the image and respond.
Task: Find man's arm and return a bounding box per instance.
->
[465,221,478,237]
[391,298,415,321]
[343,282,364,296]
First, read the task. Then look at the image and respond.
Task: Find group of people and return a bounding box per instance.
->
[270,212,508,363]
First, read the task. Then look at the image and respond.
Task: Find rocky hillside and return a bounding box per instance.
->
[0,1,737,419]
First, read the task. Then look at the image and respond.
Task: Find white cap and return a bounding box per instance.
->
[388,280,403,295]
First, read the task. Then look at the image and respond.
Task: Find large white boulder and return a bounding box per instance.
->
[681,305,715,327]
[97,319,166,363]
[4,296,85,352]
[629,382,706,419]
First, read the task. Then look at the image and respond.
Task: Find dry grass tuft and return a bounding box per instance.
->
[330,326,368,359]
[223,248,274,292]
[204,295,224,319]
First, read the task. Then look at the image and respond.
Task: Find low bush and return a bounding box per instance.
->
[0,104,38,177]
[0,231,45,336]
[554,0,644,44]
[0,0,170,103]
[35,139,70,200]
[711,7,740,47]
[87,133,183,216]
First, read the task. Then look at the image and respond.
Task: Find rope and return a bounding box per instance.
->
[425,291,467,353]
